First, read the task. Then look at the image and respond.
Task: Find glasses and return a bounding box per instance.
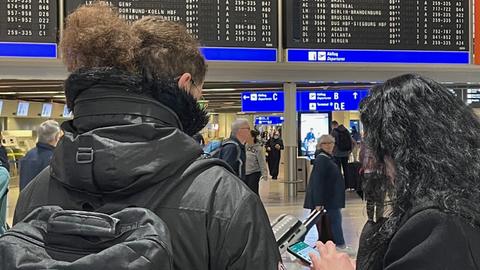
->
[321,142,334,145]
[239,127,251,130]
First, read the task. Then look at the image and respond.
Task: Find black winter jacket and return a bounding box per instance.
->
[357,205,480,270]
[13,68,281,270]
[304,149,345,210]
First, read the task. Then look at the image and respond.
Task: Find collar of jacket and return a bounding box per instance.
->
[65,67,209,136]
[319,149,333,158]
[36,142,55,151]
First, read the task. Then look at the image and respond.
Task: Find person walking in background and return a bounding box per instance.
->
[304,135,346,248]
[19,120,61,191]
[359,142,386,222]
[218,119,250,181]
[245,130,268,195]
[266,131,284,180]
[330,121,353,175]
[351,126,361,162]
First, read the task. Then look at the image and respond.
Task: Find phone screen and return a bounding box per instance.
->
[287,241,320,264]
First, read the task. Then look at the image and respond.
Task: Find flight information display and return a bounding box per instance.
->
[0,0,57,58]
[65,0,277,49]
[285,0,470,64]
[0,0,57,43]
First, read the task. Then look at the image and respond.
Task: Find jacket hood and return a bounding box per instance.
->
[52,68,206,195]
[65,67,209,136]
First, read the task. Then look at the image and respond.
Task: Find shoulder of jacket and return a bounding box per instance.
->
[187,164,254,219]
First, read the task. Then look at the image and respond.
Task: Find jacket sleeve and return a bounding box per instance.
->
[219,144,240,176]
[279,139,284,150]
[383,209,478,270]
[217,193,282,270]
[309,156,329,207]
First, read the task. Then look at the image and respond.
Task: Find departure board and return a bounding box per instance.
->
[0,0,57,43]
[285,0,470,64]
[65,0,277,49]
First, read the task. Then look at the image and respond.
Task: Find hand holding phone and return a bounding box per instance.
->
[287,241,320,265]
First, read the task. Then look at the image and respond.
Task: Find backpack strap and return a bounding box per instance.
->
[222,140,243,179]
[75,135,98,190]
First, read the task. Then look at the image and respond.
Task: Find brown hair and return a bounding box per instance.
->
[132,16,207,83]
[60,2,139,72]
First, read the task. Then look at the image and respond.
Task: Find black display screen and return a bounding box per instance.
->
[284,0,469,51]
[65,0,277,48]
[0,0,57,43]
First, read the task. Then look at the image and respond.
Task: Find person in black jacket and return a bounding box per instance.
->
[218,118,250,181]
[304,134,346,247]
[13,4,282,270]
[309,74,480,270]
[19,120,61,190]
[266,131,284,179]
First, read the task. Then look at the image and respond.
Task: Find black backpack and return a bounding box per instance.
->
[207,139,243,178]
[0,206,173,270]
[336,128,353,151]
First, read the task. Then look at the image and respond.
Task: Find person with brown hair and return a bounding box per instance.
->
[13,3,282,270]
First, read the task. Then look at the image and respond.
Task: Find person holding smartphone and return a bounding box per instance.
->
[309,74,480,270]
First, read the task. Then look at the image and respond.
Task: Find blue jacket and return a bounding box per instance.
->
[19,142,55,191]
[0,166,10,234]
[304,149,345,210]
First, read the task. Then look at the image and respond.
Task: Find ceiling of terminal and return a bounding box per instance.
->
[0,79,479,113]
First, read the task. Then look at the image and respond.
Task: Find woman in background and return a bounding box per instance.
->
[245,130,268,195]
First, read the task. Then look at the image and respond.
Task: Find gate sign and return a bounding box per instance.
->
[241,91,284,112]
[254,116,284,125]
[466,89,480,108]
[297,90,369,112]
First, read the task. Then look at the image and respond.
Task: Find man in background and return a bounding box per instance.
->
[330,121,353,175]
[19,120,61,190]
[218,118,250,180]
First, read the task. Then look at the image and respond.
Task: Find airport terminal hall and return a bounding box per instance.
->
[1,0,480,269]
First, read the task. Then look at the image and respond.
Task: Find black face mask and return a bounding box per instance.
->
[144,77,209,137]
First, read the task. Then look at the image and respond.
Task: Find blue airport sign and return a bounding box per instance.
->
[287,49,470,64]
[0,42,57,58]
[241,91,284,112]
[201,47,277,62]
[254,116,284,125]
[297,90,369,112]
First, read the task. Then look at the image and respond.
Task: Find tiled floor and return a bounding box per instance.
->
[6,167,368,269]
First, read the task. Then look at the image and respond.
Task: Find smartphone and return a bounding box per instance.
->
[287,241,320,265]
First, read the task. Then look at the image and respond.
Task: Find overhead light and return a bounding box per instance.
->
[0,91,64,95]
[202,88,237,92]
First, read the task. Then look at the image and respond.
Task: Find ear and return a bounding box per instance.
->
[177,73,192,90]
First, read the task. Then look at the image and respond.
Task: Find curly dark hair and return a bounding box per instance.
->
[359,74,480,267]
[132,16,207,84]
[60,2,140,72]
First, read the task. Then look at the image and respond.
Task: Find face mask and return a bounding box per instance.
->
[274,135,279,139]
